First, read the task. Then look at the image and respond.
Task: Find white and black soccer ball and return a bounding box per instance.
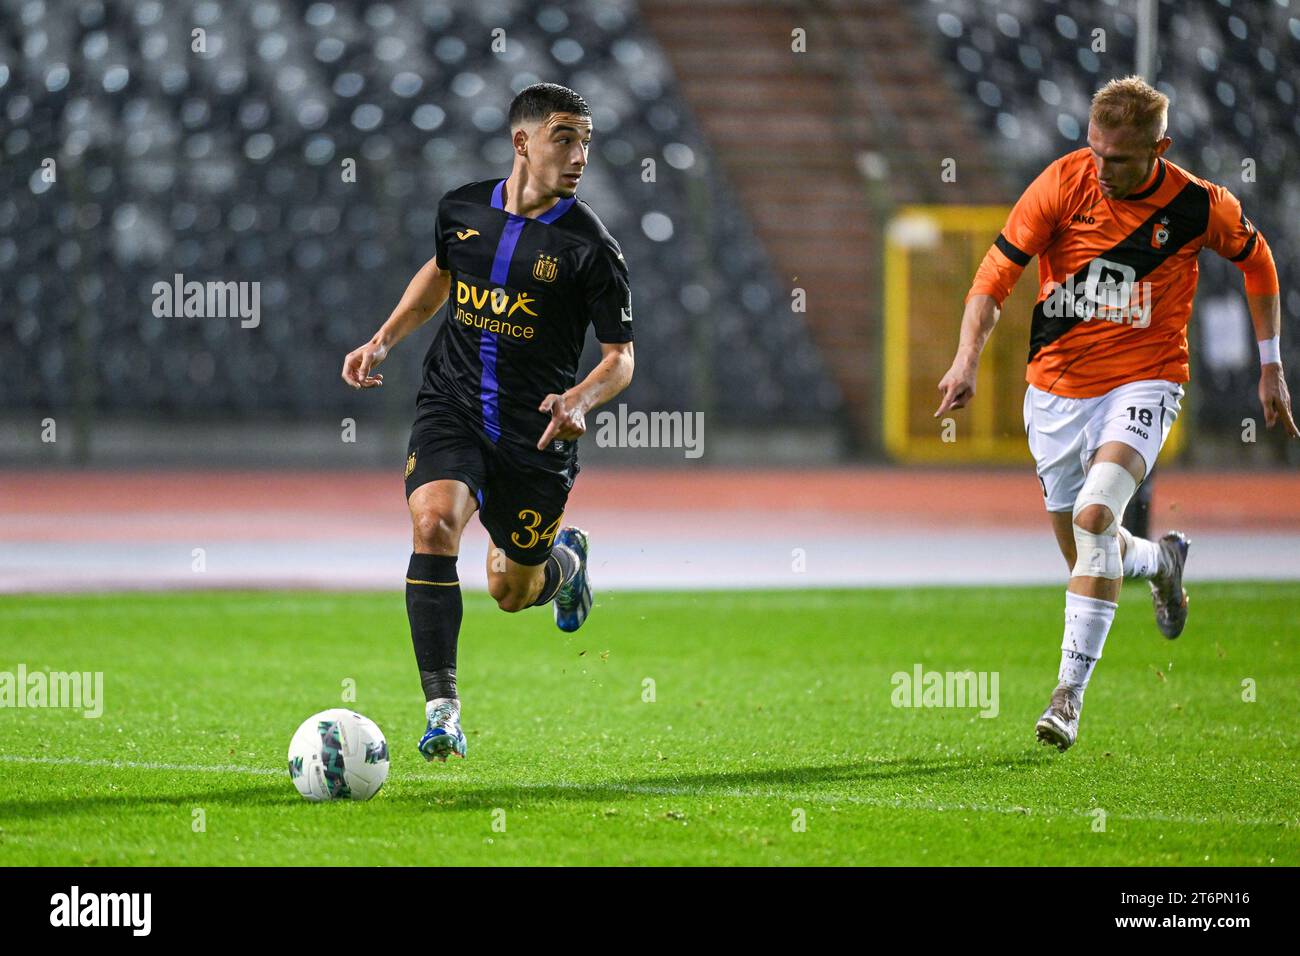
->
[287,709,389,802]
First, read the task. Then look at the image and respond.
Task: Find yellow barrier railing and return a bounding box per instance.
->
[883,205,1186,464]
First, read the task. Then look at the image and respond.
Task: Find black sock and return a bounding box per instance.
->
[406,553,461,701]
[531,544,579,606]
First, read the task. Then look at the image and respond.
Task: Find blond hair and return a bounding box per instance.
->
[1090,75,1169,143]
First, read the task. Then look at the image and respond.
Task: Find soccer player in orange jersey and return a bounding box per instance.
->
[935,76,1298,751]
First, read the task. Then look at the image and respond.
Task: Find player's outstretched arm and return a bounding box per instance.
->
[935,294,1000,417]
[1204,188,1296,436]
[537,341,634,449]
[1247,291,1299,438]
[341,256,451,389]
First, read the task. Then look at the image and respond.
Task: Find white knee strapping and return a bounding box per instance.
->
[1070,462,1137,579]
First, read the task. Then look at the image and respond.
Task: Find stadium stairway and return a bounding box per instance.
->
[639,0,1011,453]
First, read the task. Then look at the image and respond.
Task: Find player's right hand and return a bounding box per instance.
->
[935,357,978,417]
[342,340,387,389]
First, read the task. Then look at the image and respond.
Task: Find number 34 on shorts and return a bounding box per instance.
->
[511,509,563,551]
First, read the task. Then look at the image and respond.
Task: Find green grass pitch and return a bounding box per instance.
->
[1,584,1296,866]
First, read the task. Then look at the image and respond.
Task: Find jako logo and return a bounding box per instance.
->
[50,886,151,936]
[891,664,1000,718]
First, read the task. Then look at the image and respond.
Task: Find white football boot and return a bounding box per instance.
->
[1035,684,1082,752]
[418,697,467,762]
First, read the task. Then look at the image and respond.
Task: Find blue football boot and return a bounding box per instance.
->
[554,527,592,633]
[418,698,466,762]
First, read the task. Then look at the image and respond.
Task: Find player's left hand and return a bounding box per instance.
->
[1259,365,1300,438]
[537,393,586,449]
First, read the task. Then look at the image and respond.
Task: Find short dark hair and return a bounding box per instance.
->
[508,83,591,129]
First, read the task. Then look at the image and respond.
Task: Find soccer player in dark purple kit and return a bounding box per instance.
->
[341,84,634,762]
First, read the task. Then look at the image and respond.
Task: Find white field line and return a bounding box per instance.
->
[3,754,1294,830]
[2,754,284,776]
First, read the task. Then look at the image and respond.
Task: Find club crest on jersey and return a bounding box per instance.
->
[533,252,559,283]
[1151,217,1170,249]
[404,451,416,479]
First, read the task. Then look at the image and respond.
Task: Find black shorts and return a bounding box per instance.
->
[404,401,577,566]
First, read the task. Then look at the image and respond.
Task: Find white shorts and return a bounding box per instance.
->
[1023,379,1184,513]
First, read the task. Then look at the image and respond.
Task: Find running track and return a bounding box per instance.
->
[2,469,1298,592]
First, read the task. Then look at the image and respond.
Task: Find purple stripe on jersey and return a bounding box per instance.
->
[537,195,576,223]
[490,179,575,224]
[478,329,501,442]
[491,216,526,286]
[478,181,571,442]
[480,207,526,442]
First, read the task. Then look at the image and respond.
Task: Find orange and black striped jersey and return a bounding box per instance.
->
[968,147,1279,397]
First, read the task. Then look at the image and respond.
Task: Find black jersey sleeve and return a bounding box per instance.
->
[433,193,450,269]
[583,237,633,344]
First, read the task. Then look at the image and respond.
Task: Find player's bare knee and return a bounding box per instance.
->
[483,573,519,610]
[412,510,460,553]
[1072,503,1115,536]
[493,587,533,613]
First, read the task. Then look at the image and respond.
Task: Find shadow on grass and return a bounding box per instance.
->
[0,783,286,822]
[0,751,1054,821]
[383,750,1056,811]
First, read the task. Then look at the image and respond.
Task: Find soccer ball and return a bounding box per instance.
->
[287,708,389,802]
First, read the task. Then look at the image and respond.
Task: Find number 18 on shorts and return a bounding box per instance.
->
[1024,379,1184,512]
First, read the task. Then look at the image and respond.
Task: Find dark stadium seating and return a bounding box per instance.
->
[0,0,842,425]
[921,0,1300,428]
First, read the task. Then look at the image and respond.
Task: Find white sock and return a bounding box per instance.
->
[1118,527,1162,578]
[1058,591,1117,697]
